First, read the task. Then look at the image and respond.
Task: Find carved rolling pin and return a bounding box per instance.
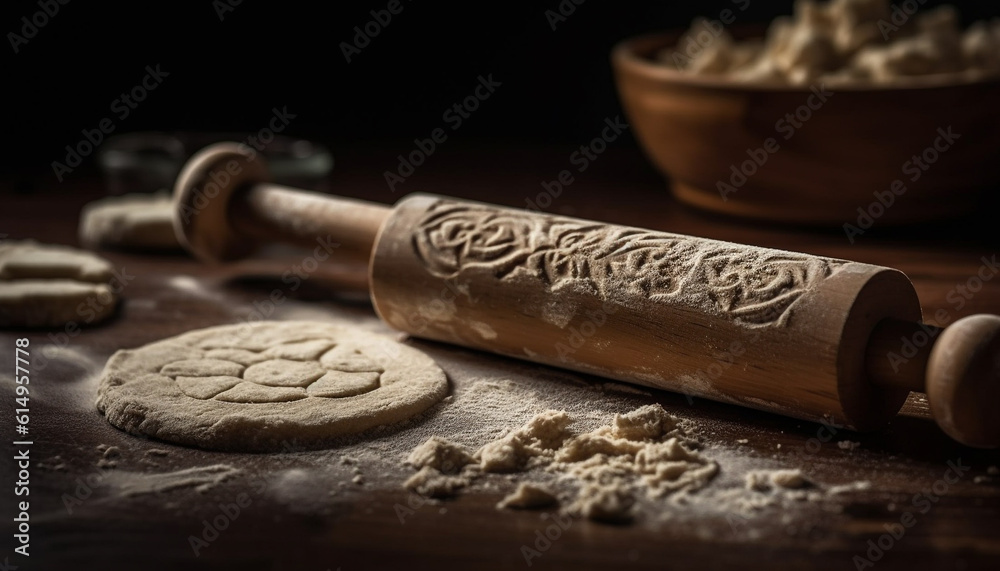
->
[173,143,1000,448]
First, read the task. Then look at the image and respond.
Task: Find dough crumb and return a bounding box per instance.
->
[572,483,636,523]
[404,466,471,498]
[140,448,168,468]
[96,445,122,469]
[610,404,680,441]
[39,456,67,471]
[352,475,365,485]
[746,469,812,491]
[478,410,573,472]
[837,440,861,450]
[408,436,476,474]
[497,483,558,510]
[827,481,872,495]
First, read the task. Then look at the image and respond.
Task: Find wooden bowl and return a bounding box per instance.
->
[611,33,1000,226]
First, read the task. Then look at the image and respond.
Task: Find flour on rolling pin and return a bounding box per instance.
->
[371,196,920,433]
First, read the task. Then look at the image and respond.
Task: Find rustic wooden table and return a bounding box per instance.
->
[2,146,998,570]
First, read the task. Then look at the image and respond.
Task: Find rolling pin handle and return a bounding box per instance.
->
[172,143,391,264]
[867,315,1000,448]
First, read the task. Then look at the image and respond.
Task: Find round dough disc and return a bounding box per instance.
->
[79,191,181,252]
[96,321,449,451]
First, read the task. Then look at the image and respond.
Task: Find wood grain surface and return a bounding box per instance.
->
[1,146,998,570]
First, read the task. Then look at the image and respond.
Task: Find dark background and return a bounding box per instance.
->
[2,0,998,181]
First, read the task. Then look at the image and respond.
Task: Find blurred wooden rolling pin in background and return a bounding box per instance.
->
[172,143,1000,448]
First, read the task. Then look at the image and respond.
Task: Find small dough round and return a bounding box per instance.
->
[79,191,180,252]
[0,241,119,328]
[96,321,449,451]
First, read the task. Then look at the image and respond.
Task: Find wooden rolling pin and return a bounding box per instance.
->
[173,143,1000,448]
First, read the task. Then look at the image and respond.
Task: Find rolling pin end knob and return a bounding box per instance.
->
[172,143,268,263]
[926,314,1000,449]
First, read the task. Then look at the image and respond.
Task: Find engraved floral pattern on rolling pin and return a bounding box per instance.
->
[412,201,844,327]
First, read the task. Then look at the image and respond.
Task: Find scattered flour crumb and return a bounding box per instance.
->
[96,445,121,469]
[404,466,472,498]
[573,484,636,523]
[478,411,572,472]
[401,403,865,525]
[838,441,861,451]
[771,470,808,489]
[168,276,205,294]
[827,481,873,494]
[726,469,829,514]
[971,466,998,485]
[352,475,365,485]
[39,456,67,471]
[407,436,476,473]
[746,469,811,491]
[497,483,558,510]
[403,437,478,498]
[140,448,169,468]
[405,404,718,523]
